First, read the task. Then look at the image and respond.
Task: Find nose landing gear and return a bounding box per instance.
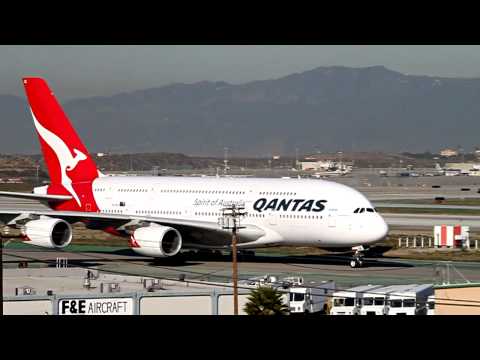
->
[350,258,363,268]
[350,245,365,268]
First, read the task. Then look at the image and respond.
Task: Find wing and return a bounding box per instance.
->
[0,209,266,249]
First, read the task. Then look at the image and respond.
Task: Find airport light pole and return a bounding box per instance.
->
[224,147,229,175]
[220,202,246,315]
[35,164,40,185]
[295,148,299,170]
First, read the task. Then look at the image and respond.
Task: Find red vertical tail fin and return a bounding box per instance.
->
[23,77,99,212]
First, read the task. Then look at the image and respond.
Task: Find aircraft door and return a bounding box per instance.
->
[328,209,337,228]
[268,212,278,226]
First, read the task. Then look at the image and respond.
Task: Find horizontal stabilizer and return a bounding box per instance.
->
[0,191,72,202]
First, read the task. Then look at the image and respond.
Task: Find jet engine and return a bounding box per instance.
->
[23,218,72,249]
[130,224,182,258]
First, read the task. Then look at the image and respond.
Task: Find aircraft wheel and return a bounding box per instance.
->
[350,259,363,268]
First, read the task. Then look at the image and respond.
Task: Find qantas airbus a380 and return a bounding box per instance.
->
[0,78,388,268]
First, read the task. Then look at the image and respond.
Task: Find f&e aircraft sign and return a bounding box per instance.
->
[59,298,133,315]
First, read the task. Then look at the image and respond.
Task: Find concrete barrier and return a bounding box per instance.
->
[139,294,212,315]
[217,294,250,315]
[4,298,53,315]
[4,288,252,315]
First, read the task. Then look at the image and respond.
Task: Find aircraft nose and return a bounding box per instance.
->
[375,216,389,241]
[363,215,389,244]
[380,216,389,239]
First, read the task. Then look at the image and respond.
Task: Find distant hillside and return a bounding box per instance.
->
[2,65,480,156]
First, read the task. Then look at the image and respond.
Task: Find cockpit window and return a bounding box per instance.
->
[355,207,377,214]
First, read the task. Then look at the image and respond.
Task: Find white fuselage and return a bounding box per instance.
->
[90,176,388,249]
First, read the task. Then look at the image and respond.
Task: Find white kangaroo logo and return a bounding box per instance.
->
[30,108,87,207]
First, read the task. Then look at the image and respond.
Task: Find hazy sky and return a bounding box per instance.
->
[2,45,480,99]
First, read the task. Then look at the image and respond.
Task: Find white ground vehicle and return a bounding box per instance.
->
[427,295,435,315]
[288,280,335,314]
[243,274,279,287]
[330,284,384,315]
[359,285,414,315]
[239,274,290,306]
[282,277,304,286]
[387,284,433,315]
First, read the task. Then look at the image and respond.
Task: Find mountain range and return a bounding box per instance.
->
[2,65,480,156]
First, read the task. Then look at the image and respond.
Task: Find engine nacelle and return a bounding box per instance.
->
[23,218,72,249]
[130,224,182,258]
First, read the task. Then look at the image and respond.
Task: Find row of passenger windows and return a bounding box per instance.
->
[195,212,266,218]
[136,210,181,215]
[97,188,247,194]
[104,209,122,214]
[114,189,247,195]
[280,214,322,219]
[102,209,321,220]
[159,189,245,195]
[119,189,148,192]
[353,207,377,214]
[95,188,301,196]
[95,188,147,193]
[196,212,221,217]
[95,188,299,196]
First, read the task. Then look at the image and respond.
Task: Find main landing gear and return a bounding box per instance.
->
[350,245,365,268]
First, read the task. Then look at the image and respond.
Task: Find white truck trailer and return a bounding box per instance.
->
[359,285,415,315]
[330,284,384,315]
[386,284,434,315]
[288,280,335,314]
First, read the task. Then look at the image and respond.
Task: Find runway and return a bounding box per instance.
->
[383,213,480,229]
[364,188,480,201]
[374,203,480,210]
[5,246,480,288]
